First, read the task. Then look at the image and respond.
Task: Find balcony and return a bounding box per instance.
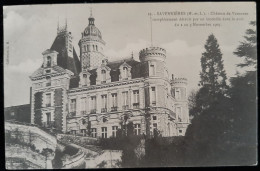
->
[101,108,107,113]
[81,111,87,115]
[133,103,140,109]
[122,105,129,110]
[111,106,118,112]
[42,121,55,128]
[90,109,96,114]
[46,103,51,107]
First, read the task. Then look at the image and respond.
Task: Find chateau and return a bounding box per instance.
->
[29,13,190,138]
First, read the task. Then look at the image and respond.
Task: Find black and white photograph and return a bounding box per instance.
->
[3,2,257,169]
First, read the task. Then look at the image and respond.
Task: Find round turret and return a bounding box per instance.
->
[171,77,188,101]
[171,78,188,86]
[139,47,166,62]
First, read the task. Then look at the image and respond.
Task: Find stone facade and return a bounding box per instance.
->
[30,13,190,138]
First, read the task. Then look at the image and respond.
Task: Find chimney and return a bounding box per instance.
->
[172,74,174,80]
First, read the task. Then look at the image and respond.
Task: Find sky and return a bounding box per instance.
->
[4,2,256,107]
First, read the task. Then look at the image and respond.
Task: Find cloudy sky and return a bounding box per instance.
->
[4,2,256,107]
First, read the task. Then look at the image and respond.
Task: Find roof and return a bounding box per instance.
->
[107,57,143,79]
[30,65,68,78]
[50,33,81,75]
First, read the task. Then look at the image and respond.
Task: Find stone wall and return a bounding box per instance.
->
[85,150,122,168]
[5,144,46,169]
[54,88,63,131]
[5,121,57,153]
[61,149,85,169]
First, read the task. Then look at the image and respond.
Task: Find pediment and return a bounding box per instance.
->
[120,61,132,69]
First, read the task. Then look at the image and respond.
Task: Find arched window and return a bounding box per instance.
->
[93,45,95,51]
[83,74,88,85]
[101,70,106,83]
[96,45,98,51]
[122,67,128,79]
[47,56,51,67]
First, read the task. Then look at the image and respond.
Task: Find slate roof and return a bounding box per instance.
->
[107,57,143,79]
[30,65,68,78]
[50,34,81,75]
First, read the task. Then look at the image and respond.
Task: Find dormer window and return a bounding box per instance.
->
[122,67,128,79]
[101,70,106,83]
[83,74,88,85]
[47,56,51,67]
[45,69,51,74]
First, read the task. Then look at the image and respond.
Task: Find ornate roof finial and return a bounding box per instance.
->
[65,14,68,30]
[57,16,60,32]
[88,7,95,25]
[90,7,93,17]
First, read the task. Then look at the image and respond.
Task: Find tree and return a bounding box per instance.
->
[226,21,257,165]
[200,34,228,95]
[233,21,256,69]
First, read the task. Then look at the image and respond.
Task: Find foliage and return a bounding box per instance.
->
[138,23,257,166]
[200,34,228,95]
[97,161,107,168]
[233,21,256,69]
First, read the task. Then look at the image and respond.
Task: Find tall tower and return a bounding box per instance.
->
[78,11,106,70]
[171,77,189,136]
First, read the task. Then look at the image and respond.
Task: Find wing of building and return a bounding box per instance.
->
[29,13,190,137]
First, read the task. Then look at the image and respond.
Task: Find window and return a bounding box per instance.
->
[46,112,51,125]
[91,128,97,138]
[81,129,86,136]
[46,76,51,86]
[83,74,88,85]
[90,73,96,85]
[91,96,96,113]
[47,56,51,67]
[122,67,128,79]
[150,65,155,76]
[70,99,76,115]
[134,124,141,135]
[101,127,107,138]
[84,46,86,52]
[112,126,118,137]
[151,87,156,105]
[45,69,51,74]
[122,91,128,110]
[179,129,183,133]
[93,45,95,51]
[176,107,181,117]
[46,93,51,107]
[111,93,117,111]
[96,45,98,51]
[176,90,180,99]
[101,95,107,113]
[80,97,87,115]
[87,45,90,51]
[101,70,106,83]
[133,90,139,109]
[153,116,157,120]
